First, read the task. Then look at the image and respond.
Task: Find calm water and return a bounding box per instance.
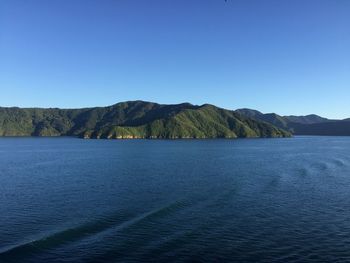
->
[1,137,350,262]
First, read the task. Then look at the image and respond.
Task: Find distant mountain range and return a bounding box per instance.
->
[235,109,350,136]
[0,101,348,139]
[0,101,290,139]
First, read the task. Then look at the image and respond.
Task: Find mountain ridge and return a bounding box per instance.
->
[235,108,350,136]
[1,101,348,138]
[0,101,291,139]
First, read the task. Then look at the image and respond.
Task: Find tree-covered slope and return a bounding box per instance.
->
[284,114,329,124]
[0,101,290,138]
[235,109,289,129]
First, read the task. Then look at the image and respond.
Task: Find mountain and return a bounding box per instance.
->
[236,109,350,136]
[0,101,291,139]
[283,114,329,124]
[289,121,350,136]
[235,109,289,129]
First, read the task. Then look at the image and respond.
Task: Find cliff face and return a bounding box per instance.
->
[0,101,291,139]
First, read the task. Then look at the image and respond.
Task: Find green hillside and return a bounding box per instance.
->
[0,101,291,139]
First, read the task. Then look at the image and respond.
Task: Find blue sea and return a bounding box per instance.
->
[1,136,350,262]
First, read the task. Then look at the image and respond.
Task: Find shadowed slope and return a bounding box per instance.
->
[236,108,350,136]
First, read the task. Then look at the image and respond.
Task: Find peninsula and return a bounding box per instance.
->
[0,101,290,139]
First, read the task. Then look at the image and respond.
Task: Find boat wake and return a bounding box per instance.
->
[0,200,189,262]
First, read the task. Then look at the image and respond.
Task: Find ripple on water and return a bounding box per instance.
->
[1,199,192,259]
[2,137,350,262]
[0,210,137,261]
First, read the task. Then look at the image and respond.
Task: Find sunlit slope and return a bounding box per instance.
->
[0,101,290,138]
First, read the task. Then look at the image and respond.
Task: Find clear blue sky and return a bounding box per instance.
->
[1,0,349,119]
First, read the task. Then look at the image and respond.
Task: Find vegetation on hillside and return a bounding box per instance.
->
[0,101,291,139]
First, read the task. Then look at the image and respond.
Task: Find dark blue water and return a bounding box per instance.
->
[1,137,350,262]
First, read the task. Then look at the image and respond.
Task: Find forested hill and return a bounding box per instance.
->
[0,101,290,139]
[236,108,350,136]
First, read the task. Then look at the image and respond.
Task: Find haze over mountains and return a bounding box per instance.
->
[236,109,350,136]
[0,100,348,138]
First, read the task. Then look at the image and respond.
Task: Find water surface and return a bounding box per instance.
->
[1,136,350,262]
